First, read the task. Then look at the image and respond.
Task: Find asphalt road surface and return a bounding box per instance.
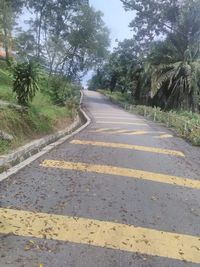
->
[0,90,200,267]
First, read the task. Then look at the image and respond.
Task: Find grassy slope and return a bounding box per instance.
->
[98,89,135,105]
[0,66,79,154]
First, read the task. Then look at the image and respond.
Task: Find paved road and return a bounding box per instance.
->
[0,90,200,267]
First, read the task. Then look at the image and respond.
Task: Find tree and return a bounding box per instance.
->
[0,0,24,64]
[14,30,36,60]
[150,40,200,111]
[121,0,181,45]
[118,0,200,111]
[45,5,110,79]
[22,2,109,80]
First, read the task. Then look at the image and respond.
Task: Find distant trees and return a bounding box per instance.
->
[90,0,200,112]
[14,1,110,81]
[0,0,110,106]
[0,0,24,64]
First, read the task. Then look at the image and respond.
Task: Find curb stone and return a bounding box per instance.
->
[0,91,91,181]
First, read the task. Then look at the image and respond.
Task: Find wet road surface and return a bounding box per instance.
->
[0,90,200,267]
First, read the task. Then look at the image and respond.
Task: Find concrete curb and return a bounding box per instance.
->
[0,91,91,182]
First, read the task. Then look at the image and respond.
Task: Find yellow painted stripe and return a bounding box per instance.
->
[125,131,166,136]
[96,121,147,126]
[107,129,130,134]
[93,113,127,116]
[41,160,200,189]
[89,130,166,136]
[0,208,200,264]
[70,140,185,157]
[94,128,112,133]
[95,117,141,120]
[155,134,173,139]
[125,131,148,136]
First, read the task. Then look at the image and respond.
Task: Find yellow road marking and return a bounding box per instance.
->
[93,113,127,116]
[0,208,200,264]
[89,129,127,134]
[125,131,148,136]
[41,160,200,189]
[155,134,173,139]
[70,140,185,157]
[96,121,147,126]
[107,129,130,134]
[95,117,141,121]
[89,129,166,136]
[94,128,112,133]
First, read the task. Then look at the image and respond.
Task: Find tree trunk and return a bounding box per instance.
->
[2,1,11,66]
[36,0,48,59]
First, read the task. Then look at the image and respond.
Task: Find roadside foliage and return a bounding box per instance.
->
[90,0,200,115]
[0,0,110,153]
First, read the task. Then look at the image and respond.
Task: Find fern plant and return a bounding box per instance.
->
[13,61,40,106]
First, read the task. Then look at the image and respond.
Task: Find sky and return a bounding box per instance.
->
[19,0,135,85]
[90,0,135,49]
[83,0,135,86]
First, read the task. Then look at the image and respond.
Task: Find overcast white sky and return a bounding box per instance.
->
[83,0,135,85]
[90,0,134,49]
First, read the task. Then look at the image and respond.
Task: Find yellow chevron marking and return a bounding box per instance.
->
[155,134,173,139]
[95,116,141,121]
[107,129,130,134]
[1,208,200,264]
[41,160,200,190]
[125,131,148,135]
[93,113,127,116]
[89,129,166,136]
[94,128,112,133]
[70,140,185,157]
[96,121,147,126]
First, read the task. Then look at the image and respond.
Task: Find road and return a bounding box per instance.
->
[0,90,200,267]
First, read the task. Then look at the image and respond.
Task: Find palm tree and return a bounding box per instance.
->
[149,1,200,112]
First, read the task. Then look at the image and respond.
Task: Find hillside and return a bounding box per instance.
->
[0,63,80,154]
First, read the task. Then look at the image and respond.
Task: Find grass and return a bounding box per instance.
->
[0,64,80,154]
[98,89,200,146]
[0,68,16,103]
[98,89,135,105]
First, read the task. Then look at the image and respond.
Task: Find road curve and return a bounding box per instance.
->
[0,90,200,267]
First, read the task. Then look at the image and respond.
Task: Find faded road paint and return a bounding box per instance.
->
[70,140,185,157]
[0,208,200,264]
[41,160,200,189]
[155,134,173,139]
[96,121,147,126]
[95,117,142,120]
[90,129,166,136]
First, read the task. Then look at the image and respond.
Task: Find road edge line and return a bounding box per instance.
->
[0,91,91,182]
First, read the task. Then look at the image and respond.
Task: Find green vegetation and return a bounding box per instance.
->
[0,67,14,102]
[0,0,110,154]
[90,0,200,113]
[12,61,40,106]
[100,89,200,145]
[99,90,135,105]
[0,70,80,154]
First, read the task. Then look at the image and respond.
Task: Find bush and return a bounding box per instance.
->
[49,75,80,106]
[12,61,40,106]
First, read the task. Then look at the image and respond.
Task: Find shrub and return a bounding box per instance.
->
[12,61,40,106]
[49,75,80,106]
